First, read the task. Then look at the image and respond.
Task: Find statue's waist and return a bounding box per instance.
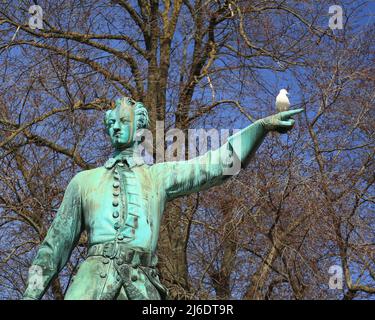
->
[87,242,157,268]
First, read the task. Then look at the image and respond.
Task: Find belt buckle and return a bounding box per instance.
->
[103,242,117,259]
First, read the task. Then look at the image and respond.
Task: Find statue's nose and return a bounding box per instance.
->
[113,122,121,131]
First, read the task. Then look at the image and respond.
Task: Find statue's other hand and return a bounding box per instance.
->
[260,108,304,134]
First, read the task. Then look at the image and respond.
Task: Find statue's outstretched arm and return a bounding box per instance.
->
[23,174,83,300]
[151,109,303,201]
[227,109,303,167]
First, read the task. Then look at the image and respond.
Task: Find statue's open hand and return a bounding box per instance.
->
[260,108,304,134]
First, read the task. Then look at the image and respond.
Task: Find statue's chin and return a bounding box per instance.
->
[111,140,134,151]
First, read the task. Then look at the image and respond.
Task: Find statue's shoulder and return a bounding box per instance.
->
[71,166,107,185]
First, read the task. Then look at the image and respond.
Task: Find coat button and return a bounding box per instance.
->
[113,190,120,196]
[114,174,120,180]
[113,182,120,188]
[116,258,123,266]
[131,275,138,282]
[103,258,110,264]
[117,234,124,241]
[113,211,119,218]
[114,222,121,230]
[100,272,107,278]
[112,199,119,207]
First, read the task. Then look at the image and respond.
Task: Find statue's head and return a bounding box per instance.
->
[104,96,149,150]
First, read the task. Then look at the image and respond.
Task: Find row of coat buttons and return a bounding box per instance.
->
[113,169,121,230]
[113,165,127,241]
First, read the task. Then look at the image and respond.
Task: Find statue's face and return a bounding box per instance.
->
[106,104,136,150]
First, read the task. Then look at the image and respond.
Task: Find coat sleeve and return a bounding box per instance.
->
[23,174,83,300]
[151,120,267,201]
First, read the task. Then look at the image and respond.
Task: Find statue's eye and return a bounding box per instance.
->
[120,117,129,123]
[108,119,115,126]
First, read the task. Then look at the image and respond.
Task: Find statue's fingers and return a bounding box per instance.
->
[280,108,304,119]
[278,119,295,127]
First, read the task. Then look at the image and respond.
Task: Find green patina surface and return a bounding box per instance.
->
[23,96,302,300]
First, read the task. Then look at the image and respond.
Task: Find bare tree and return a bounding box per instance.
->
[0,0,373,299]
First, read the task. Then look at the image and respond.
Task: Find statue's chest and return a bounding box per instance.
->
[83,166,152,230]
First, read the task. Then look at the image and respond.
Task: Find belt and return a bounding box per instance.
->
[87,242,157,268]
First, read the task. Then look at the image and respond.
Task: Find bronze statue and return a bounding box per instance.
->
[23,96,302,299]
